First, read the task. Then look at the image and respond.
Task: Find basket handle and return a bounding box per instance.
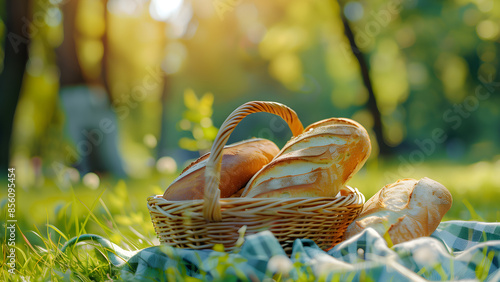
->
[203,101,304,221]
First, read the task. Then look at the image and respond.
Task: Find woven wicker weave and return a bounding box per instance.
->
[148,101,365,253]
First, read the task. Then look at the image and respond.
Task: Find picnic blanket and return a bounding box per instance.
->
[63,220,500,281]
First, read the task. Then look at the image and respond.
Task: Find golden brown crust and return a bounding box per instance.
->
[248,184,333,198]
[343,178,453,244]
[242,117,371,198]
[162,139,280,201]
[179,152,210,174]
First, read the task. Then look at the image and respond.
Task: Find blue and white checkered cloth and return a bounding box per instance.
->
[64,220,500,281]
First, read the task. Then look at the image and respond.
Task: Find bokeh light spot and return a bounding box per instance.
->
[149,0,183,21]
[407,62,429,86]
[45,7,62,27]
[476,20,499,40]
[83,172,100,190]
[395,26,416,48]
[179,119,191,131]
[352,109,374,129]
[477,0,494,12]
[157,157,178,174]
[269,53,304,90]
[200,117,212,128]
[143,134,157,148]
[344,2,364,22]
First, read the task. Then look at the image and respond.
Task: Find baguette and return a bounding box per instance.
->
[241,118,371,198]
[343,178,452,244]
[162,138,280,201]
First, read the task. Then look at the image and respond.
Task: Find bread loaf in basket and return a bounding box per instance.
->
[148,101,366,253]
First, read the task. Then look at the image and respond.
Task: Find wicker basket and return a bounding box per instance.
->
[147,101,365,253]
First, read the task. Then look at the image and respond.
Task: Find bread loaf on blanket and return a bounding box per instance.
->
[343,178,452,244]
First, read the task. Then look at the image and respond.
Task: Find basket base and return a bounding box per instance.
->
[148,189,365,253]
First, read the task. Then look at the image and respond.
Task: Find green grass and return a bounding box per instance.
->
[1,175,171,281]
[1,160,499,280]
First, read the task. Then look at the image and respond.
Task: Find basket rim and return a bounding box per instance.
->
[148,186,365,206]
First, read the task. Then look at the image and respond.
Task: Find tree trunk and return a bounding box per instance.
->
[337,2,392,156]
[155,21,169,160]
[157,74,169,159]
[100,0,112,100]
[0,0,31,172]
[56,0,85,87]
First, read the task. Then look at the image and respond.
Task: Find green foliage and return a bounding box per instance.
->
[177,89,219,153]
[7,0,500,174]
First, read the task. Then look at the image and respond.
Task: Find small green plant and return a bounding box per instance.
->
[462,198,485,221]
[206,245,248,281]
[475,247,495,280]
[177,89,219,154]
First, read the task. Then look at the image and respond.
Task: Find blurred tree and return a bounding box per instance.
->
[4,0,500,178]
[56,0,126,176]
[0,0,31,172]
[56,0,86,89]
[157,74,170,159]
[337,0,391,155]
